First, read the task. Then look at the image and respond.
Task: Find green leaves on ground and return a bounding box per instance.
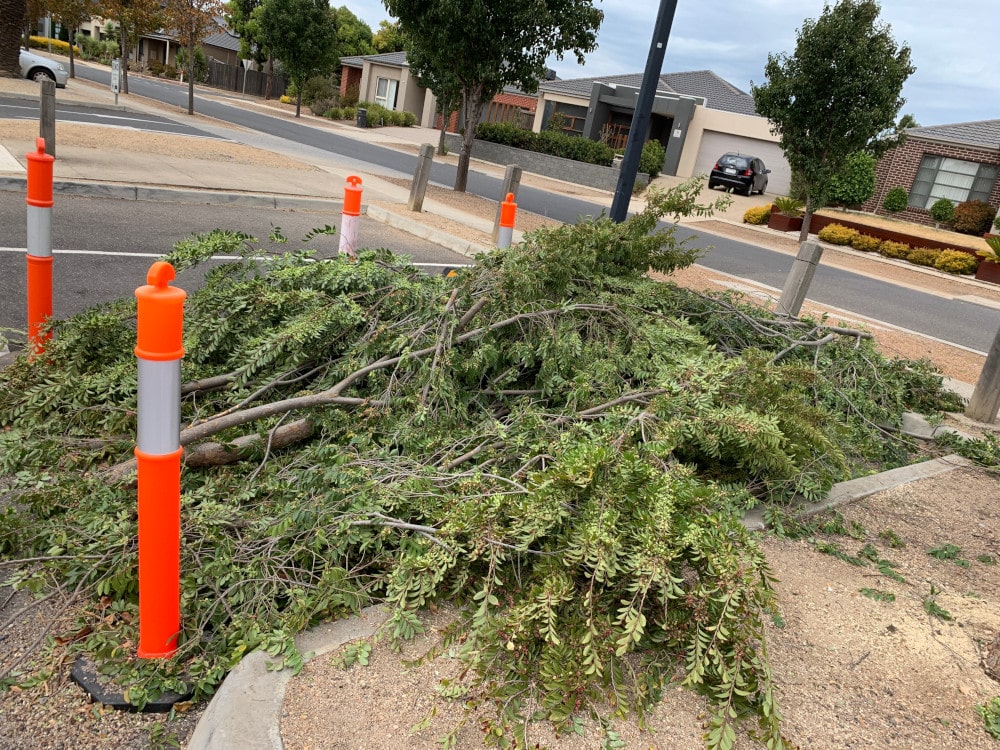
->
[0,180,958,749]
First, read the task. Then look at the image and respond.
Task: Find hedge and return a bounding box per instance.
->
[476,122,615,167]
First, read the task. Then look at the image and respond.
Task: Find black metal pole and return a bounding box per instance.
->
[609,0,680,223]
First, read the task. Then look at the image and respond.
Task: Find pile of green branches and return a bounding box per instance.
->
[0,181,958,749]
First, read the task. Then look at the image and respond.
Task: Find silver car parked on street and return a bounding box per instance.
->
[19,49,69,88]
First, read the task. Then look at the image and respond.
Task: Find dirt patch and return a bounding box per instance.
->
[281,469,1000,749]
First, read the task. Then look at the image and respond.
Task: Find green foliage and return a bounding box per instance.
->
[751,0,913,222]
[373,19,407,53]
[922,586,953,621]
[387,0,602,189]
[332,6,376,59]
[859,588,895,602]
[881,186,908,212]
[0,180,960,750]
[340,83,360,107]
[927,544,970,568]
[827,151,876,207]
[850,234,882,252]
[175,45,208,83]
[878,240,911,259]
[950,200,995,235]
[355,102,417,127]
[976,697,1000,740]
[929,197,955,224]
[905,248,939,267]
[254,0,339,110]
[816,223,858,245]
[983,236,1000,263]
[300,75,334,105]
[772,196,804,217]
[475,123,615,167]
[934,249,978,275]
[743,205,771,225]
[639,140,666,179]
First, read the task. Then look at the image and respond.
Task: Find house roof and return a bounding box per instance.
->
[340,51,409,69]
[906,120,1000,150]
[202,28,241,53]
[538,70,757,116]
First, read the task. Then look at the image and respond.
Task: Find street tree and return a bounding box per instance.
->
[226,0,278,98]
[751,0,914,241]
[163,0,226,115]
[385,0,602,192]
[254,0,338,117]
[0,0,26,79]
[48,0,100,77]
[99,0,163,94]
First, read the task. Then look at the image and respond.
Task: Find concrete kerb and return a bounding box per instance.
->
[186,604,390,750]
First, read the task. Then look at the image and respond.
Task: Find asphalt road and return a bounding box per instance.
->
[7,68,1000,352]
[0,98,223,138]
[0,191,471,335]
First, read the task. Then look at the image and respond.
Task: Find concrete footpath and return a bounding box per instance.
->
[1,67,998,749]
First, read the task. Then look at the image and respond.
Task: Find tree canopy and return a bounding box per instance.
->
[253,0,338,116]
[385,0,603,192]
[751,0,913,240]
[163,0,226,115]
[371,19,405,53]
[332,6,375,60]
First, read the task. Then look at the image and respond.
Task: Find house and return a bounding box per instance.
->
[863,120,1000,227]
[338,52,540,130]
[77,15,239,69]
[533,70,791,194]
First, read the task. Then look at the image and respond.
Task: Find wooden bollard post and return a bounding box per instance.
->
[408,144,434,212]
[967,326,1000,423]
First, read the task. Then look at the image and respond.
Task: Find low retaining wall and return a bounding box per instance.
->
[444,134,647,193]
[811,213,982,254]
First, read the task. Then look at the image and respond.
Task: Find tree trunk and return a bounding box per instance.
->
[455,86,485,192]
[437,108,450,156]
[265,56,273,100]
[68,27,75,77]
[798,199,815,243]
[120,24,129,95]
[295,86,302,117]
[0,0,25,78]
[186,38,195,115]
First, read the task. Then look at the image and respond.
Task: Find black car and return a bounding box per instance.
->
[708,153,769,196]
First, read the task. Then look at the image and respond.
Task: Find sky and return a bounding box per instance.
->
[340,0,998,128]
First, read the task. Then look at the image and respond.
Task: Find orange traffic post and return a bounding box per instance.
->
[339,175,363,258]
[26,137,54,355]
[497,192,517,249]
[134,261,186,659]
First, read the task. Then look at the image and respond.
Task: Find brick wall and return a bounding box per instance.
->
[340,66,362,97]
[864,137,1000,228]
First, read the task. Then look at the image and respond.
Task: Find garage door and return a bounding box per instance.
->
[693,131,791,196]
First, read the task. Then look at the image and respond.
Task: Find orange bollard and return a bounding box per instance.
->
[497,192,517,248]
[26,137,54,355]
[339,175,363,258]
[134,261,186,659]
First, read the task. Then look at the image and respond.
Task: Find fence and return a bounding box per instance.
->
[484,101,533,130]
[206,59,287,99]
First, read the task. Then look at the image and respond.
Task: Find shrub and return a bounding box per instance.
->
[878,240,911,259]
[301,75,335,106]
[772,196,804,217]
[882,187,908,213]
[905,248,940,267]
[935,249,979,275]
[950,200,995,235]
[850,234,882,253]
[341,84,360,108]
[175,46,207,82]
[476,124,615,166]
[323,106,343,120]
[828,151,876,207]
[743,205,771,225]
[476,122,536,150]
[163,64,178,80]
[279,94,293,104]
[639,140,666,179]
[994,215,1000,233]
[28,36,81,55]
[980,236,1000,262]
[310,97,336,116]
[399,110,417,127]
[817,223,859,245]
[148,60,165,77]
[928,197,954,224]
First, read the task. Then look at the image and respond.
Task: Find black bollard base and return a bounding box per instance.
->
[71,655,192,713]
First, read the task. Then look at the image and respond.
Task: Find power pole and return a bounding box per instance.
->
[609,0,679,223]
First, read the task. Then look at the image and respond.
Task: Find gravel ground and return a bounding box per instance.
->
[1,78,998,749]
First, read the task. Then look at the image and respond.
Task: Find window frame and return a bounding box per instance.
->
[908,154,998,210]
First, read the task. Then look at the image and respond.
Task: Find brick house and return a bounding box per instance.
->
[338,52,539,130]
[862,120,1000,228]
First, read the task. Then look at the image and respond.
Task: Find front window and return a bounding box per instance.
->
[908,155,997,209]
[374,77,397,110]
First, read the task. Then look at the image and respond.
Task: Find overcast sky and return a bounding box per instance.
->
[342,0,997,128]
